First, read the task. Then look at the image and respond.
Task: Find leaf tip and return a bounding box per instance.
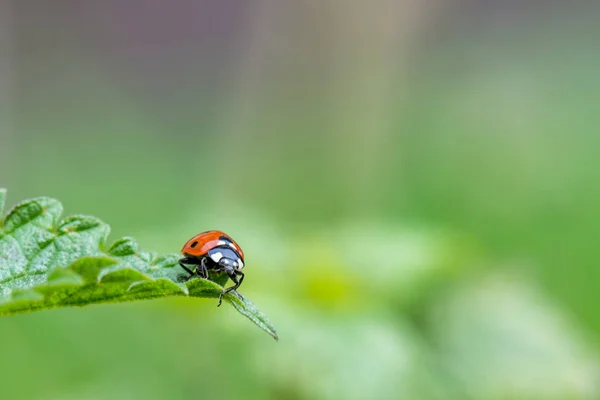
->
[226,293,279,341]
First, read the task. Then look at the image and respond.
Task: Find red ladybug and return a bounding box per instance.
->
[179,230,245,306]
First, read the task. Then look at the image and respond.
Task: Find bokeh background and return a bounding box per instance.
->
[1,1,600,399]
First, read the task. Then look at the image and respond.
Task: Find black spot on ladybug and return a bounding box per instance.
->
[219,236,231,242]
[191,241,198,248]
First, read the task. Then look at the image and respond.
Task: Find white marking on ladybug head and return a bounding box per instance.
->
[210,252,223,262]
[219,258,233,267]
[237,259,244,269]
[218,240,238,251]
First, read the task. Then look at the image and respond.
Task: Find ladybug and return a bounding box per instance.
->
[179,230,245,306]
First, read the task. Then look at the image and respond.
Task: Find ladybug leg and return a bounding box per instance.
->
[178,257,196,278]
[217,270,244,307]
[179,256,211,281]
[199,257,210,279]
[233,269,245,289]
[178,263,194,276]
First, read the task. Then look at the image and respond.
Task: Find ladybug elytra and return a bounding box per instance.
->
[179,230,245,306]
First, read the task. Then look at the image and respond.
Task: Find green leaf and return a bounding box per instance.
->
[0,189,278,340]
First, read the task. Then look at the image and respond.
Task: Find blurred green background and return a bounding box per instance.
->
[1,1,600,399]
